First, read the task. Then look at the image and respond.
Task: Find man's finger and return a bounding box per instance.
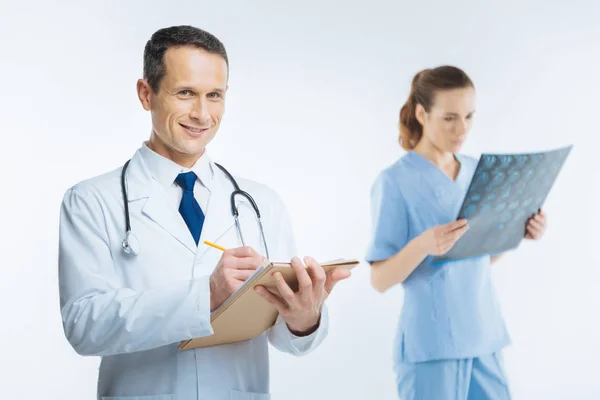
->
[305,256,326,289]
[232,269,258,281]
[291,257,312,298]
[254,285,288,312]
[228,255,264,270]
[226,246,259,258]
[273,272,296,304]
[324,268,351,294]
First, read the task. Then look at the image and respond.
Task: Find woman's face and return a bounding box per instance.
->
[417,87,476,153]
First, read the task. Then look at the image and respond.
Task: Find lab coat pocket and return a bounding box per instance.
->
[229,390,271,400]
[100,396,174,400]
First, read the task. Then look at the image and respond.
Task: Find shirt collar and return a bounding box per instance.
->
[140,142,215,191]
[405,150,466,185]
[406,150,464,170]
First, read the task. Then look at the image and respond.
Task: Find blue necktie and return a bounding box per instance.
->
[175,172,205,245]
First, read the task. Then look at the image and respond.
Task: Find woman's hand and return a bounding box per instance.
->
[418,219,469,256]
[525,209,547,240]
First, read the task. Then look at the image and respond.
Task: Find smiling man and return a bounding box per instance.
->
[58,25,350,399]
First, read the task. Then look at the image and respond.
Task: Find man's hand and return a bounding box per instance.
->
[209,246,266,312]
[254,256,351,336]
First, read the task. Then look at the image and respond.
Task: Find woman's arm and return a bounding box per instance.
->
[370,219,469,293]
[370,235,429,292]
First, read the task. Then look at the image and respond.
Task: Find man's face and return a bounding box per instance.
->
[138,46,228,166]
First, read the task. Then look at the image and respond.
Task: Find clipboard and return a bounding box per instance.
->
[178,258,359,350]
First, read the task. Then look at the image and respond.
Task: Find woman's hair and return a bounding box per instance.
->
[398,66,474,150]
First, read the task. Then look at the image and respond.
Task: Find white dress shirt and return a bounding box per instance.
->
[140,142,213,236]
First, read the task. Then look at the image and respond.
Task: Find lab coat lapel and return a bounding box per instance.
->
[125,151,197,254]
[141,181,198,254]
[197,171,237,260]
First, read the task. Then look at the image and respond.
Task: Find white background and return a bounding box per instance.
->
[1,0,599,399]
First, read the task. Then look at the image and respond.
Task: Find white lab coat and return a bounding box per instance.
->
[58,147,328,400]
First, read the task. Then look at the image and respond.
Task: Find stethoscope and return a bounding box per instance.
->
[120,159,270,259]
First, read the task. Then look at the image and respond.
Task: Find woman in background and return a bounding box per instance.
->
[365,66,547,399]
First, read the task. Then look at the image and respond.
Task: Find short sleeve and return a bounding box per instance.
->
[365,170,410,263]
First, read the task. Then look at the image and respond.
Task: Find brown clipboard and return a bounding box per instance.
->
[178,258,359,350]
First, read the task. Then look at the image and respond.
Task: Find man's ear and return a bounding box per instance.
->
[137,79,153,111]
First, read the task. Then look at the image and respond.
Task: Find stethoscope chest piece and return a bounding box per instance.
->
[122,230,140,256]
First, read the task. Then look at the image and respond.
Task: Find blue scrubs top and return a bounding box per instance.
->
[366,151,511,364]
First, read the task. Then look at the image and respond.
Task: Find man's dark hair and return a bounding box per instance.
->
[143,25,228,93]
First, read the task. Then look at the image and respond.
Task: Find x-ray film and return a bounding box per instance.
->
[432,145,573,264]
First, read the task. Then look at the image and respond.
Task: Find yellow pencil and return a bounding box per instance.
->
[204,240,227,252]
